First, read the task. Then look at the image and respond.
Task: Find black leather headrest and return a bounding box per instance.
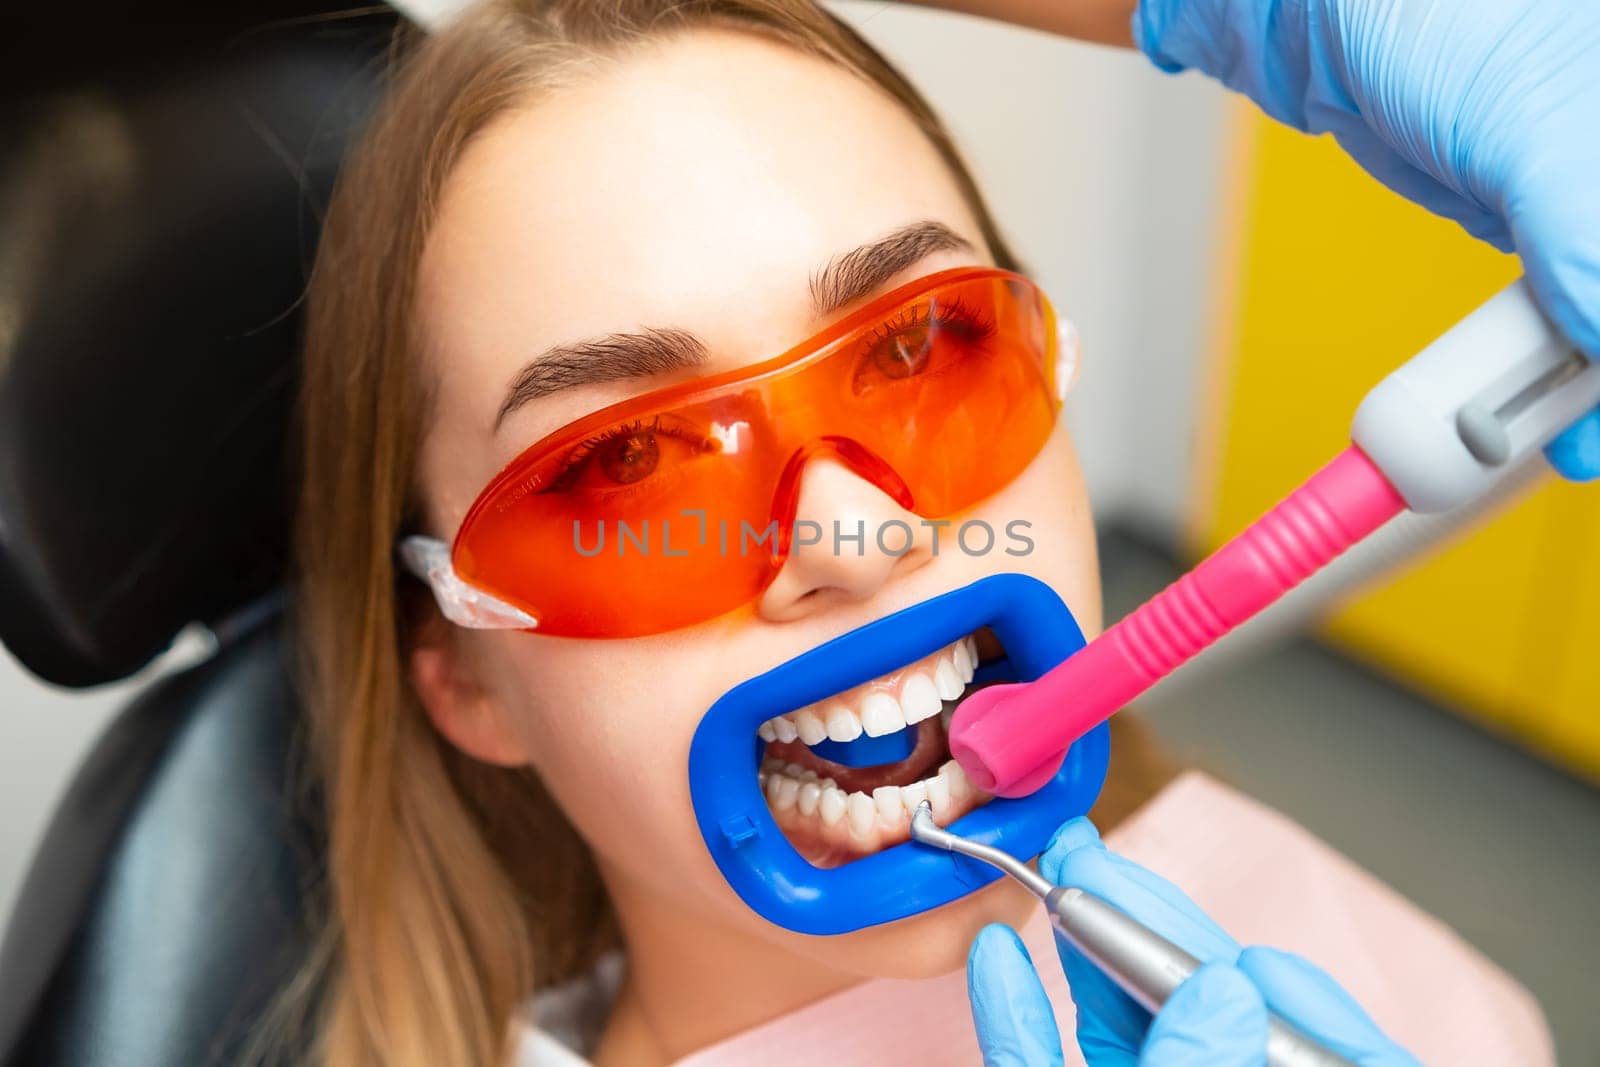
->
[0,9,398,687]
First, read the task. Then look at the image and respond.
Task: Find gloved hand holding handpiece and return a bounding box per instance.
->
[966,817,1420,1066]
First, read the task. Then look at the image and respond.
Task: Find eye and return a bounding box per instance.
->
[597,428,659,484]
[852,296,994,396]
[545,416,712,494]
[868,322,935,379]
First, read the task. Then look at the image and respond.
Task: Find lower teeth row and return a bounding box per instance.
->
[758,757,981,837]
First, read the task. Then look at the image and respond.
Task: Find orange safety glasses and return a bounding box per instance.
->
[400,267,1076,638]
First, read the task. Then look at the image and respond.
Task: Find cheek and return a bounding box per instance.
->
[483,635,743,904]
[976,422,1102,635]
[493,641,686,820]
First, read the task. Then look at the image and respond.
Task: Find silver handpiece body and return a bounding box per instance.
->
[1046,885,1350,1067]
[908,803,1353,1067]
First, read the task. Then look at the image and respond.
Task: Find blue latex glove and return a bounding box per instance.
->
[1131,0,1600,481]
[966,817,1420,1065]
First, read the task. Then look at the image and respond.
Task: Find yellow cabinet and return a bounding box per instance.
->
[1195,102,1600,780]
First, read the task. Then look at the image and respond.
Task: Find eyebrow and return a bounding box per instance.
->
[493,220,976,430]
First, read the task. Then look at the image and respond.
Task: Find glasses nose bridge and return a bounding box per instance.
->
[768,435,915,554]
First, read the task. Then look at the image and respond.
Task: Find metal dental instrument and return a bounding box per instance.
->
[909,803,1355,1067]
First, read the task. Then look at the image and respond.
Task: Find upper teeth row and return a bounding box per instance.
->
[757,635,979,745]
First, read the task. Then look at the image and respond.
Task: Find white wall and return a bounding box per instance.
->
[0,657,146,925]
[831,2,1231,529]
[0,1,1230,928]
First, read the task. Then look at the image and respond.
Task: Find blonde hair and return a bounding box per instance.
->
[286,1,1027,1064]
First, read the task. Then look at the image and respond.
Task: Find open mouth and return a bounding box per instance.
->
[690,573,1105,935]
[755,627,1008,867]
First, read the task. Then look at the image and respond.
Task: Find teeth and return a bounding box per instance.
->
[926,772,950,818]
[794,708,828,745]
[820,785,846,825]
[754,635,999,840]
[759,757,989,836]
[847,792,876,836]
[824,703,863,742]
[901,672,941,725]
[756,634,987,753]
[934,658,965,701]
[953,640,973,679]
[860,691,905,737]
[873,786,903,823]
[941,759,974,804]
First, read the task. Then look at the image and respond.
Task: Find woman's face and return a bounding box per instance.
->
[412,28,1100,980]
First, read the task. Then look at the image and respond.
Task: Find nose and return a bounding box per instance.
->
[756,449,936,623]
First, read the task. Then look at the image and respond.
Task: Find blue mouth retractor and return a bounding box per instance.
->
[810,731,915,766]
[688,572,1109,935]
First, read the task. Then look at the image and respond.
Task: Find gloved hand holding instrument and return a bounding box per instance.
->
[932,814,1420,1067]
[897,0,1600,1062]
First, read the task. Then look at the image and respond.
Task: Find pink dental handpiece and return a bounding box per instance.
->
[950,279,1600,799]
[951,447,1402,797]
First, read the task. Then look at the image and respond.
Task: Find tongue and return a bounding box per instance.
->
[764,716,946,793]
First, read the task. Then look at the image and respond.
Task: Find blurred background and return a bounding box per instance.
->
[1,1,1596,1061]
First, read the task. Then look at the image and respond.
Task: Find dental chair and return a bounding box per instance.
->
[0,10,398,1065]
